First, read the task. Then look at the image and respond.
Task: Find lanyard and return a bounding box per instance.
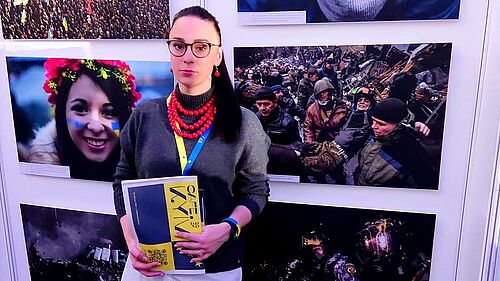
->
[167,94,212,176]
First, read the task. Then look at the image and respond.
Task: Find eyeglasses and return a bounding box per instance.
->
[167,39,221,58]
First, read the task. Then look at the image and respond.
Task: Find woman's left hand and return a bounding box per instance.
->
[174,223,231,263]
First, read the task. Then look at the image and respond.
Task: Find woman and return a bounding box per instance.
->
[28,58,141,181]
[113,6,270,280]
[334,87,377,158]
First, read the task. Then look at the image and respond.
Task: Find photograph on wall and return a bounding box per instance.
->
[237,0,460,25]
[243,201,436,281]
[234,43,451,190]
[20,203,128,281]
[1,0,170,39]
[7,57,173,181]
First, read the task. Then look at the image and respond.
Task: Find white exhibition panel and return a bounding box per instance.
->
[205,0,490,281]
[0,177,14,281]
[457,0,500,279]
[0,1,199,280]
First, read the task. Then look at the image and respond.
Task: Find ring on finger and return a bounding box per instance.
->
[197,250,203,257]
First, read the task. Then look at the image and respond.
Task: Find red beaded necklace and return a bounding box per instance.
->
[167,91,216,139]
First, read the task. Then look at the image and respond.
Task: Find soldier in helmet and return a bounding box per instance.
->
[284,230,360,281]
[302,78,349,184]
[303,78,348,144]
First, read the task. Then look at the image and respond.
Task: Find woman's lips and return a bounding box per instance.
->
[179,69,196,77]
[84,137,107,149]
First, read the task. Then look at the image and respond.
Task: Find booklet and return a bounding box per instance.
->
[122,176,205,274]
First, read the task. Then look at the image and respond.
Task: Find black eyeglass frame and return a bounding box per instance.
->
[166,39,222,58]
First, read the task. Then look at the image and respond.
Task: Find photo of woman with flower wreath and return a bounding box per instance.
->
[7,57,173,181]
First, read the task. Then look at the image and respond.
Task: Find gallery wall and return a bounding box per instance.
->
[456,0,500,278]
[0,1,198,280]
[0,0,498,280]
[206,0,492,280]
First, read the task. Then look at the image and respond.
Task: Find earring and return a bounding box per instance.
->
[214,66,220,77]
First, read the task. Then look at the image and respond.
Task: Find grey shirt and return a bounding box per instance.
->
[112,94,270,272]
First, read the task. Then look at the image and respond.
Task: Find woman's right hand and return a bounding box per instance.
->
[126,238,164,277]
[121,215,164,277]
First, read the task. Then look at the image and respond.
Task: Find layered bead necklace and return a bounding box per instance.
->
[167,91,216,139]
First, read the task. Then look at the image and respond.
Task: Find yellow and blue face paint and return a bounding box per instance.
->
[66,118,85,129]
[111,122,120,137]
[67,118,120,136]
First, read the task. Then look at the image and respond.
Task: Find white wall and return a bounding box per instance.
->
[0,1,199,280]
[205,0,492,280]
[456,0,500,278]
[0,0,498,280]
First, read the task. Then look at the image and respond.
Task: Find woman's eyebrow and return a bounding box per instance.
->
[170,37,210,42]
[69,98,87,104]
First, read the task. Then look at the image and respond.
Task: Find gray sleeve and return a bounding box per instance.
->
[233,108,271,218]
[112,107,140,218]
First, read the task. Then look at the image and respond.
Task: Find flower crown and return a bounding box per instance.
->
[43,58,142,107]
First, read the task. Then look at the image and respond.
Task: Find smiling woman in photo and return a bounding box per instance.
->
[27,58,141,181]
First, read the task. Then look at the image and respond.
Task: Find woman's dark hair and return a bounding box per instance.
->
[171,6,242,143]
[54,65,133,181]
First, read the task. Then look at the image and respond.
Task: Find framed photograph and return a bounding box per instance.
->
[7,57,173,181]
[237,0,460,25]
[244,201,436,281]
[234,43,451,190]
[1,0,170,39]
[20,203,128,281]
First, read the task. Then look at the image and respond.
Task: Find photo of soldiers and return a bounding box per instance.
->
[1,0,170,39]
[282,230,360,281]
[243,201,436,281]
[21,204,128,281]
[234,43,451,189]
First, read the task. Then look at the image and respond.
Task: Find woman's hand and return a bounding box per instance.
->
[125,236,164,277]
[120,215,164,277]
[174,223,231,263]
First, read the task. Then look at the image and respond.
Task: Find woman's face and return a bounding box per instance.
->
[65,74,119,162]
[356,97,372,111]
[169,16,222,94]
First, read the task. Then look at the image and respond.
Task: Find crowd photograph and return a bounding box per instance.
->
[234,43,451,189]
[1,0,170,39]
